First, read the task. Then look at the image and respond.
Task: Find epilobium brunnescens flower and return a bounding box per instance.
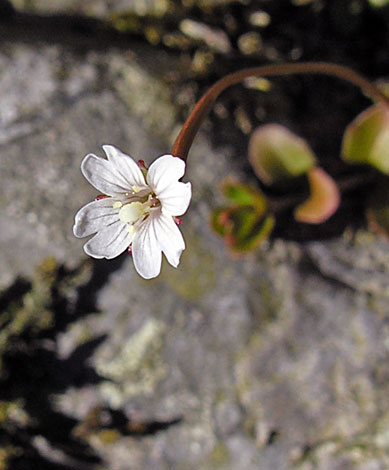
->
[73,145,192,279]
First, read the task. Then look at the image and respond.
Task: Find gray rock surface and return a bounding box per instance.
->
[1,25,389,470]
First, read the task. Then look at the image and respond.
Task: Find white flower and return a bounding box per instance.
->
[73,145,192,279]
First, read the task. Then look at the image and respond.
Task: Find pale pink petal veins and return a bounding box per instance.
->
[153,212,185,267]
[158,182,192,216]
[102,145,148,191]
[73,198,118,238]
[81,153,132,197]
[84,221,132,259]
[132,212,162,279]
[147,154,186,194]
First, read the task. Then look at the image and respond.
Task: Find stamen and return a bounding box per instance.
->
[113,201,122,209]
[174,216,182,226]
[150,197,160,207]
[96,194,109,200]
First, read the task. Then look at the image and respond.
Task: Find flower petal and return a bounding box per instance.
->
[102,145,148,191]
[158,182,192,216]
[153,212,185,268]
[132,212,162,279]
[147,154,186,194]
[73,198,118,238]
[81,153,131,196]
[84,221,132,259]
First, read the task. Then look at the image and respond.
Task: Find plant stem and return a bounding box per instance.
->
[172,62,389,162]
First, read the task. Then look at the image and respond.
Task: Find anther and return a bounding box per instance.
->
[150,197,159,207]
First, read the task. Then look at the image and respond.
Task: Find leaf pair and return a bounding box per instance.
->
[248,124,340,224]
[211,180,274,253]
[211,103,389,252]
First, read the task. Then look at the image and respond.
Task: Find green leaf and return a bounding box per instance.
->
[211,206,274,253]
[232,214,275,252]
[294,168,340,224]
[342,104,389,174]
[248,124,317,184]
[211,208,232,236]
[220,179,267,214]
[368,0,389,8]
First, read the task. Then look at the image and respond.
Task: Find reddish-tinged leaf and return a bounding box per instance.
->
[211,207,274,253]
[294,168,340,224]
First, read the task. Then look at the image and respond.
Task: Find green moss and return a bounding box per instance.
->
[256,279,282,323]
[0,257,97,467]
[0,258,60,372]
[209,442,230,467]
[0,446,19,470]
[161,232,216,301]
[96,429,122,445]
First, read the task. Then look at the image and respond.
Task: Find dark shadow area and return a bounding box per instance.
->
[75,255,128,314]
[0,263,105,469]
[75,406,182,438]
[0,1,142,51]
[0,255,172,469]
[0,278,31,311]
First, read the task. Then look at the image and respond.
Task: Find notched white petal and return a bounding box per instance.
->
[73,198,118,238]
[159,182,192,216]
[147,154,186,194]
[81,153,131,196]
[84,221,132,259]
[154,213,185,268]
[132,212,162,279]
[102,145,147,190]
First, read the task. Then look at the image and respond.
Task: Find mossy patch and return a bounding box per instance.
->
[161,231,216,301]
[209,442,230,467]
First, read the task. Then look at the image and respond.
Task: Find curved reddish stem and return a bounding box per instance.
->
[171,62,389,162]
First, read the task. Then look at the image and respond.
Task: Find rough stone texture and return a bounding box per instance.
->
[1,7,389,470]
[0,43,172,286]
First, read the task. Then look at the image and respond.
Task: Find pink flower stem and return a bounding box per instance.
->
[171,62,389,162]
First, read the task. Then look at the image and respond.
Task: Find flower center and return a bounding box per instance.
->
[118,202,145,224]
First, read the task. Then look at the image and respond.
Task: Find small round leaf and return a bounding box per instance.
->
[342,104,389,174]
[294,167,340,224]
[248,124,317,184]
